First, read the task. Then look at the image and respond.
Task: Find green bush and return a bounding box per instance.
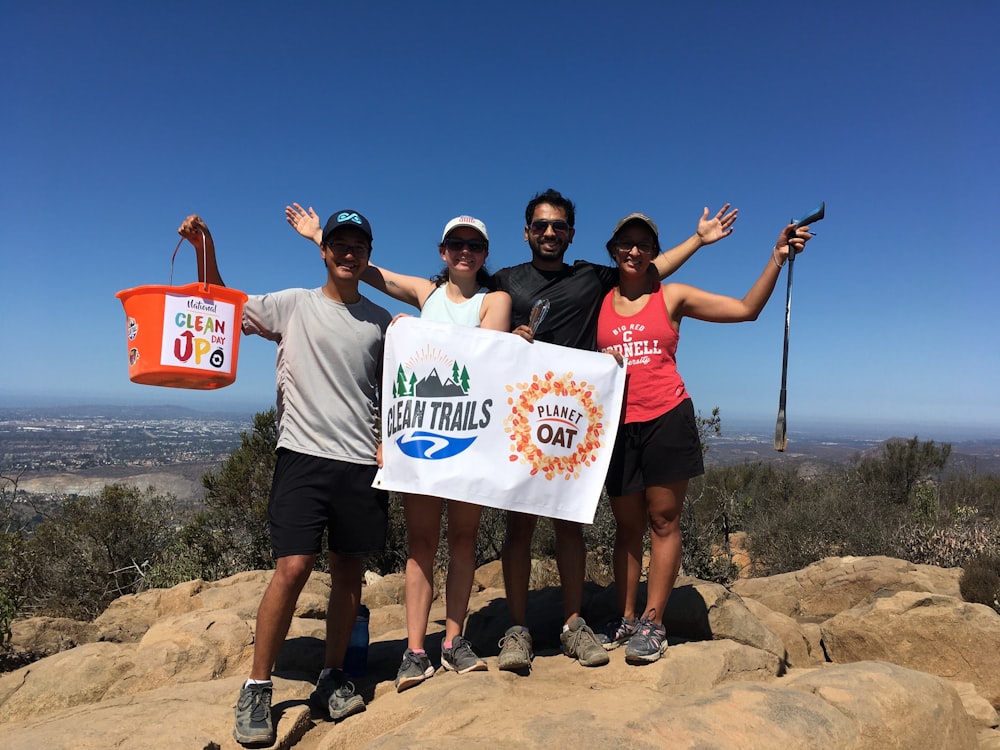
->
[22,484,175,619]
[959,553,1000,614]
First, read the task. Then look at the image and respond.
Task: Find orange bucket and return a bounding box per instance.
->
[116,230,248,389]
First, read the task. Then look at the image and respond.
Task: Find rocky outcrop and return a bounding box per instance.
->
[1,556,998,749]
[730,555,962,619]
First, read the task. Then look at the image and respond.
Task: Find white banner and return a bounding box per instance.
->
[374,317,627,524]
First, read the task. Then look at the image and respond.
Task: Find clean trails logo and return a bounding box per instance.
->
[386,344,492,460]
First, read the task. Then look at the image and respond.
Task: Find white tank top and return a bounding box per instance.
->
[420,285,488,328]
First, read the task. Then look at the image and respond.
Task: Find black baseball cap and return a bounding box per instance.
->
[322,210,373,245]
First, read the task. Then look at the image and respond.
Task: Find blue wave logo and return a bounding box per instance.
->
[396,431,477,460]
[337,212,363,225]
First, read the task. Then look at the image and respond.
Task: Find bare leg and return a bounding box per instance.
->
[250,554,315,680]
[324,551,364,669]
[552,518,585,624]
[402,493,442,651]
[609,492,646,621]
[443,499,484,642]
[643,481,687,625]
[501,511,538,626]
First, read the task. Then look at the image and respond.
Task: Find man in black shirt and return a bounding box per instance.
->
[494,189,736,671]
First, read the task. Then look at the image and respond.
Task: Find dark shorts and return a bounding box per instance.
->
[605,398,705,497]
[268,448,389,558]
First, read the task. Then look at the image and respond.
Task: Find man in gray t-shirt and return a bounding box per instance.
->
[180,211,391,746]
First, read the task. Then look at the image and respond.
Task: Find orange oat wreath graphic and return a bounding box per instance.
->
[504,371,605,480]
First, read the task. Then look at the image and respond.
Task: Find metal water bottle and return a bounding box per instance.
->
[343,604,370,677]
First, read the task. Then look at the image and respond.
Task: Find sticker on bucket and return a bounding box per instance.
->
[160,294,237,374]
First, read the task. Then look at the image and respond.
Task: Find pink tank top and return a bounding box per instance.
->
[596,284,688,423]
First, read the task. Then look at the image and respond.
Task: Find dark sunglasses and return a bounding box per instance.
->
[528,219,571,235]
[442,238,488,253]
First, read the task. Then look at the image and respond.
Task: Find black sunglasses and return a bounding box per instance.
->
[528,219,571,235]
[442,238,488,253]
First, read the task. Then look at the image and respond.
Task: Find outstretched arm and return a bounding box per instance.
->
[666,223,811,324]
[652,203,738,280]
[177,215,225,286]
[286,203,323,246]
[364,263,436,310]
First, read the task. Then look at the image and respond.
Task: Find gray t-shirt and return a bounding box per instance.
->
[242,287,391,464]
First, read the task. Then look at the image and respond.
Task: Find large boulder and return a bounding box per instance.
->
[730,555,962,620]
[821,590,1000,704]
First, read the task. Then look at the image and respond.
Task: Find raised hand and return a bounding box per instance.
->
[696,203,738,245]
[285,203,322,244]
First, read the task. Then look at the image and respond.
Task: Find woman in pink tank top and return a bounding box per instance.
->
[594,212,814,663]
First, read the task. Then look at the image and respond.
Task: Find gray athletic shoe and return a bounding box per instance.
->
[624,618,668,663]
[441,635,487,674]
[497,626,533,671]
[560,617,610,667]
[310,669,365,721]
[394,648,435,692]
[596,616,637,651]
[232,682,274,746]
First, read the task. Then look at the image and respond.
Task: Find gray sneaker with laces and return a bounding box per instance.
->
[395,648,435,692]
[560,617,610,667]
[441,635,487,674]
[497,626,533,671]
[233,681,274,746]
[596,616,637,651]
[310,669,365,721]
[624,618,668,663]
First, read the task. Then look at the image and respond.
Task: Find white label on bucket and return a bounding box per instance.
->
[160,294,237,374]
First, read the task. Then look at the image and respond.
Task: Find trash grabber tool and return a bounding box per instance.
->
[774,202,825,451]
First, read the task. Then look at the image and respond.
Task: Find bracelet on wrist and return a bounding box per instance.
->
[772,247,785,269]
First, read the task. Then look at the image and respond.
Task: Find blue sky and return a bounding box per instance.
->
[2,1,997,441]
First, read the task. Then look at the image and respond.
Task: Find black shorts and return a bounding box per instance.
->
[268,448,389,558]
[605,398,704,497]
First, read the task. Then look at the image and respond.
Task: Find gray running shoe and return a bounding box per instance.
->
[232,682,274,746]
[497,626,533,671]
[596,616,637,651]
[441,635,487,674]
[310,669,366,721]
[624,619,668,663]
[560,617,610,667]
[394,648,435,692]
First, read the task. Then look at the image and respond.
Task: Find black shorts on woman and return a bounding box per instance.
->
[605,398,704,497]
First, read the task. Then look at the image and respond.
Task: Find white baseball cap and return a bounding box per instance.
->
[440,215,489,243]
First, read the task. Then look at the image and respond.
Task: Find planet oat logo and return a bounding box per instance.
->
[386,344,493,460]
[504,371,605,480]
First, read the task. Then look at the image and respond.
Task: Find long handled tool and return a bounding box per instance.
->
[774,202,825,451]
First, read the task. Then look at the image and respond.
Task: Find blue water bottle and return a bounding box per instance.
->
[344,604,370,677]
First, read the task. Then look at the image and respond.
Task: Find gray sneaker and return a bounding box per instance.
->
[441,635,487,674]
[395,648,435,692]
[624,618,668,663]
[560,617,610,667]
[310,669,365,721]
[497,626,533,671]
[596,616,637,651]
[232,682,274,746]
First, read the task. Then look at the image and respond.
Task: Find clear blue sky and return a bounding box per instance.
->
[2,1,997,440]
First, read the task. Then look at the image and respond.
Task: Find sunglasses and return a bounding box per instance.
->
[528,219,571,235]
[442,238,488,253]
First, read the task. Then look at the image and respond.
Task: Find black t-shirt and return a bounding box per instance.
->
[493,260,619,351]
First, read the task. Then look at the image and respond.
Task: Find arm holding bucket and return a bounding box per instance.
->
[178,215,225,287]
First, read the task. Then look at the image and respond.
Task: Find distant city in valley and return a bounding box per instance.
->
[2,405,998,518]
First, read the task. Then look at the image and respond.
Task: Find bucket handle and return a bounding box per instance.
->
[170,228,211,292]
